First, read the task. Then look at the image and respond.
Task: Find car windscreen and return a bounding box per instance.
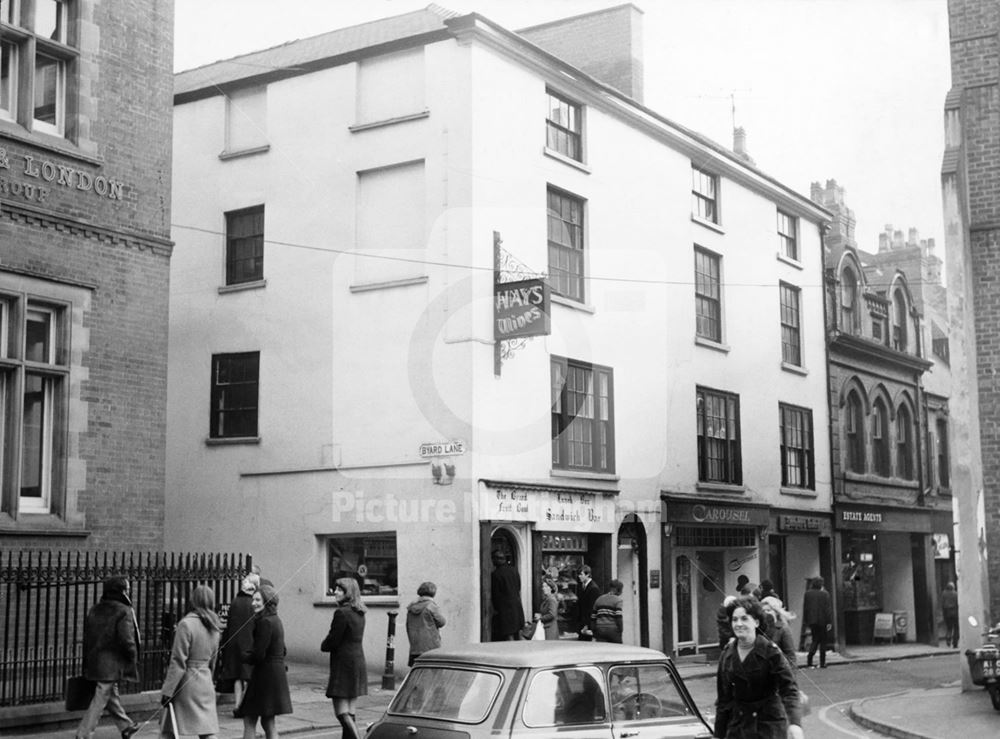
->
[389,666,503,723]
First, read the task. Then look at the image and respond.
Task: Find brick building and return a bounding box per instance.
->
[0,0,174,551]
[943,0,999,630]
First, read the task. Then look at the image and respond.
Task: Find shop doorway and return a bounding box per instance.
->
[480,524,526,642]
[696,551,725,647]
[616,515,649,647]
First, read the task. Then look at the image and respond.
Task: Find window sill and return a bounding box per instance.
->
[691,215,725,234]
[349,110,430,133]
[695,482,746,494]
[0,512,90,537]
[695,336,730,353]
[550,469,620,484]
[776,252,804,270]
[219,279,266,294]
[205,436,261,446]
[543,147,591,173]
[0,119,102,166]
[551,293,596,313]
[780,486,818,498]
[219,144,270,161]
[350,275,428,293]
[780,361,808,376]
[844,471,920,488]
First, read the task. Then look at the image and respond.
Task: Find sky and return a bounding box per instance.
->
[173,0,952,260]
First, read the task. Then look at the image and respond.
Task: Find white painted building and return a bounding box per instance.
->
[167,4,832,670]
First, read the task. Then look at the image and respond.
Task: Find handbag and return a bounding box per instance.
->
[531,620,546,641]
[65,675,96,711]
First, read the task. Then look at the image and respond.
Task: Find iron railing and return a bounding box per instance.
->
[0,549,252,707]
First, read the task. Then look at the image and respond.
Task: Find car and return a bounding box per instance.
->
[365,640,714,738]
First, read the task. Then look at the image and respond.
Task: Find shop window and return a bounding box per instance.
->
[539,532,590,637]
[842,533,879,610]
[0,287,76,520]
[545,90,583,162]
[779,403,813,489]
[547,187,585,302]
[326,532,397,597]
[1,0,77,138]
[523,667,606,726]
[551,357,614,474]
[674,555,692,643]
[209,351,259,439]
[696,387,741,485]
[225,205,264,285]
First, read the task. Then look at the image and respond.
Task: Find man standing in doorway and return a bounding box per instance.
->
[803,576,833,668]
[491,550,524,641]
[576,565,601,641]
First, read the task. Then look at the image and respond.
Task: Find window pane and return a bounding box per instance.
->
[25,309,51,363]
[610,664,693,721]
[546,92,582,161]
[524,668,606,726]
[547,189,585,301]
[327,533,397,596]
[226,207,264,285]
[393,667,501,722]
[34,0,66,42]
[211,352,259,438]
[20,373,50,503]
[33,52,62,128]
[0,0,15,24]
[0,41,14,117]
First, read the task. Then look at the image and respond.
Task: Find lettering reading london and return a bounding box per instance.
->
[0,148,129,203]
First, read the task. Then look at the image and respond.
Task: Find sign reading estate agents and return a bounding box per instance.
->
[494,278,551,341]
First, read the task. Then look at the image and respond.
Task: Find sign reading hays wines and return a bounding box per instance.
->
[494,278,551,340]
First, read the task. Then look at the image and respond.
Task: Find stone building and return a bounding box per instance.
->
[813,180,952,645]
[167,4,831,668]
[0,0,174,550]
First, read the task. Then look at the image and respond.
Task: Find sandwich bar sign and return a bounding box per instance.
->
[494,278,551,340]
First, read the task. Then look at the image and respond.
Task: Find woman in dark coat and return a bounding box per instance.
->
[714,596,803,739]
[235,583,292,739]
[322,577,368,739]
[220,573,259,706]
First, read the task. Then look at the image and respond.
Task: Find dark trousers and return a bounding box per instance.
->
[807,624,827,666]
[944,613,959,647]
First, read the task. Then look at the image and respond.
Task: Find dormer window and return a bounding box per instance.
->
[840,267,858,333]
[892,291,908,351]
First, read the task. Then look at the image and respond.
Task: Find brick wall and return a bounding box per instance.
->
[0,0,173,551]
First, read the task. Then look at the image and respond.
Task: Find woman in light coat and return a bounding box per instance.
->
[161,585,223,738]
[538,578,560,640]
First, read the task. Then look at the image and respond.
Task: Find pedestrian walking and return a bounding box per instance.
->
[220,573,259,707]
[760,596,797,669]
[74,575,141,739]
[322,577,368,739]
[714,596,804,739]
[491,549,525,641]
[576,565,601,641]
[537,578,560,640]
[802,576,833,668]
[406,581,446,666]
[592,579,624,643]
[234,583,292,739]
[160,585,222,739]
[941,581,959,648]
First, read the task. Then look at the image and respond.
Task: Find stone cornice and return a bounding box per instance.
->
[1,201,173,257]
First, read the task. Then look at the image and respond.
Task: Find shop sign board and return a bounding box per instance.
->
[494,279,551,340]
[482,485,616,533]
[667,501,770,527]
[777,514,829,535]
[836,507,931,532]
[873,612,895,640]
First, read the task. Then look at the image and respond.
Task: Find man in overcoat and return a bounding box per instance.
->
[75,576,141,739]
[802,576,834,668]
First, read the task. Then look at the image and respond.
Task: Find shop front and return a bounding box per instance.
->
[834,505,935,645]
[479,481,617,642]
[769,511,833,649]
[661,496,770,656]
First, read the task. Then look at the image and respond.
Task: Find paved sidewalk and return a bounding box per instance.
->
[4,641,990,737]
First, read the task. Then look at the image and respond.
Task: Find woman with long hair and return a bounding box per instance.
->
[160,584,223,739]
[321,577,368,739]
[235,583,292,739]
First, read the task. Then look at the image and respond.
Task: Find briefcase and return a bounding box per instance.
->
[65,675,96,711]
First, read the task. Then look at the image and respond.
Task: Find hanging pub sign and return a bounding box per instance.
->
[494,278,551,341]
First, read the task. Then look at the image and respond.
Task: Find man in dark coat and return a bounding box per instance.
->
[802,576,834,668]
[576,565,601,641]
[491,550,524,640]
[75,576,141,739]
[941,581,959,648]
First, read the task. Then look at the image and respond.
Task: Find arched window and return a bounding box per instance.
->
[936,418,950,488]
[845,391,865,473]
[892,291,908,351]
[840,268,858,333]
[872,399,890,477]
[896,405,914,480]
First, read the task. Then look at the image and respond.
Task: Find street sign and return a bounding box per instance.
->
[419,440,466,458]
